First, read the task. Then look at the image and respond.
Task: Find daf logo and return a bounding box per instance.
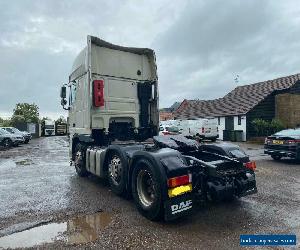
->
[171,200,192,215]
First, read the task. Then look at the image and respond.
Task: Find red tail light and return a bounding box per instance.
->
[93,80,104,107]
[244,161,256,171]
[202,127,204,133]
[285,139,300,144]
[168,174,192,188]
[162,131,171,135]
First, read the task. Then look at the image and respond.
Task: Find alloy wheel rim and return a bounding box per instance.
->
[108,155,122,186]
[74,151,82,170]
[137,169,155,207]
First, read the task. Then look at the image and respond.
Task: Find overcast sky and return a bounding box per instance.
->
[1,0,300,119]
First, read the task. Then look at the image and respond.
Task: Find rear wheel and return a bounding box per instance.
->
[132,159,163,221]
[3,138,12,149]
[271,155,282,161]
[74,143,88,177]
[24,139,29,144]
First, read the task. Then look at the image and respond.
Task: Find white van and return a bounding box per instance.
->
[177,119,218,141]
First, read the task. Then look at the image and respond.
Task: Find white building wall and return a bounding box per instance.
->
[217,116,247,141]
[233,115,247,141]
[217,117,226,140]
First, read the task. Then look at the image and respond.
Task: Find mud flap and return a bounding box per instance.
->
[164,193,193,221]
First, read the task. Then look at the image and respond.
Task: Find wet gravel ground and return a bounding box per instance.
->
[0,137,299,249]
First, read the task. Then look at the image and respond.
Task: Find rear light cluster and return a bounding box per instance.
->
[162,131,171,135]
[167,174,192,198]
[168,174,192,188]
[201,127,205,133]
[244,161,256,171]
[93,80,104,107]
[285,139,300,144]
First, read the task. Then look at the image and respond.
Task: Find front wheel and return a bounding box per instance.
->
[132,159,163,221]
[74,143,88,177]
[3,138,12,149]
[107,150,127,196]
[271,155,282,161]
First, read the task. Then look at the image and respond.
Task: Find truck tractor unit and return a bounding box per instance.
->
[60,36,257,221]
[56,123,68,136]
[44,119,55,136]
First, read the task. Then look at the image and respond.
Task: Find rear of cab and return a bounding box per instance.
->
[68,36,159,150]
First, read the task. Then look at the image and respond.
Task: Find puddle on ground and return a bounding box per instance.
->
[0,159,16,169]
[15,159,33,166]
[0,212,112,249]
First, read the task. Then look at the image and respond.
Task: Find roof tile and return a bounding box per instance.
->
[174,73,300,119]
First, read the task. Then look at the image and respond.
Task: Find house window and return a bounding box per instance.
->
[218,117,220,125]
[238,116,242,125]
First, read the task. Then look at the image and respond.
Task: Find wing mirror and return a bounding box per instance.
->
[60,86,66,98]
[60,85,69,110]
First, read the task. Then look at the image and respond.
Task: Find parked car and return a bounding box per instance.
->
[264,128,300,161]
[1,127,32,143]
[0,128,24,148]
[159,125,181,136]
[199,142,256,170]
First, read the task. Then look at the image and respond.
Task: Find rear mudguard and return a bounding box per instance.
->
[103,145,194,220]
[129,148,194,220]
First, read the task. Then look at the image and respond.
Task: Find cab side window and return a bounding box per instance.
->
[69,82,77,105]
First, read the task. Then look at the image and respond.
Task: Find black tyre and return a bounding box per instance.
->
[24,139,29,144]
[74,143,88,177]
[271,155,282,161]
[3,138,12,149]
[107,150,127,196]
[131,159,163,221]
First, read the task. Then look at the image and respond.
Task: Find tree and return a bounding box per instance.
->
[12,103,39,123]
[56,116,66,124]
[252,119,269,136]
[0,117,11,127]
[11,115,25,126]
[269,119,284,135]
[40,117,50,123]
[252,118,285,136]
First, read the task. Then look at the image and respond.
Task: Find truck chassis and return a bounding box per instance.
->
[71,135,257,221]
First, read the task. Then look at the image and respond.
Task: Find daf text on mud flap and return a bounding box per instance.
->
[171,200,192,215]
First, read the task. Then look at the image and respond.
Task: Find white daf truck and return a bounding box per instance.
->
[44,119,55,136]
[60,36,257,221]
